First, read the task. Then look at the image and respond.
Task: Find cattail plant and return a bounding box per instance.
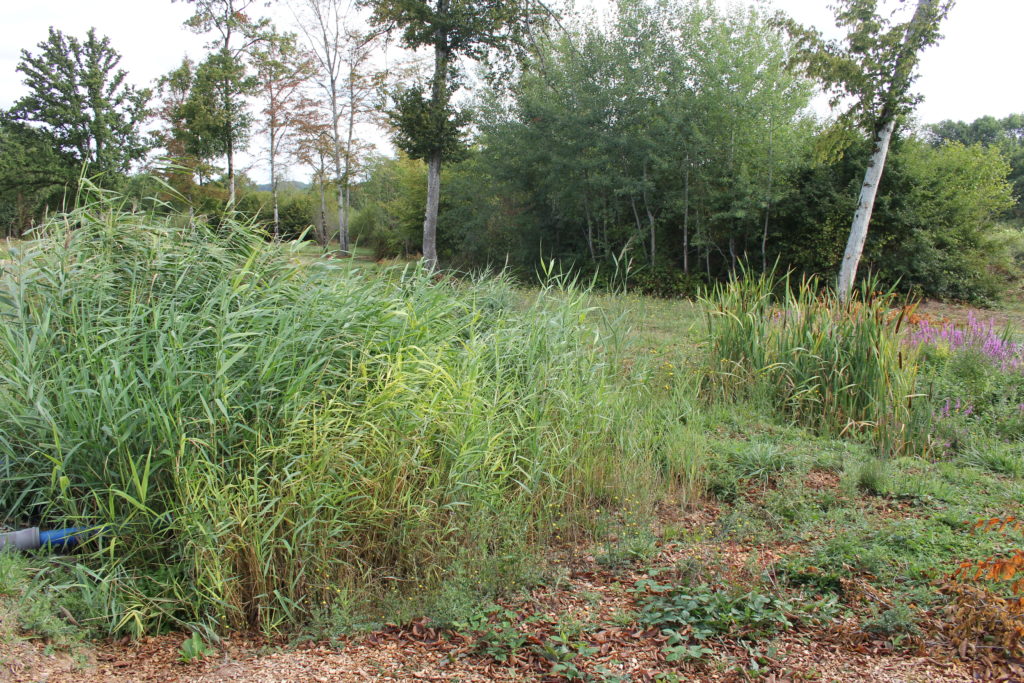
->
[702,266,923,456]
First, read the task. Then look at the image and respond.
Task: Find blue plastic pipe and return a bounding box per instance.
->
[0,526,100,551]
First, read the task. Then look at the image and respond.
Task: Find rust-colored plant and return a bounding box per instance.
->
[942,516,1024,667]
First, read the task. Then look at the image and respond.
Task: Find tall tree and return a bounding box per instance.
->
[8,27,150,179]
[156,57,230,199]
[928,113,1024,220]
[785,0,953,300]
[293,0,384,254]
[251,29,318,236]
[294,112,335,247]
[176,0,271,205]
[366,0,546,268]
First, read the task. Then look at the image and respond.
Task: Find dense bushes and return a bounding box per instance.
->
[0,196,695,635]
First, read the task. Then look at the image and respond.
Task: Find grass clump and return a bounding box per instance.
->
[702,268,921,456]
[0,195,695,636]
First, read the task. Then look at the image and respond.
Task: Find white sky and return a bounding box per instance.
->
[0,0,1021,183]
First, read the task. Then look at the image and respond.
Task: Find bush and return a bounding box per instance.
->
[0,193,693,636]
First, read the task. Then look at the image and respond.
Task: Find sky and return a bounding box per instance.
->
[0,0,1021,183]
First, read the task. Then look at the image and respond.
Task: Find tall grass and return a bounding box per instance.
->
[0,194,695,635]
[702,268,922,456]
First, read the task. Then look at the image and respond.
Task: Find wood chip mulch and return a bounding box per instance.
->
[0,505,988,683]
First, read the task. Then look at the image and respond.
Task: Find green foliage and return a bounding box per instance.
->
[0,192,694,636]
[178,631,215,662]
[633,580,837,641]
[465,611,528,663]
[702,269,921,455]
[463,0,812,277]
[532,632,598,679]
[175,50,257,168]
[388,83,471,164]
[928,113,1024,221]
[350,156,427,258]
[782,0,951,147]
[0,554,85,646]
[861,601,921,641]
[1,28,149,233]
[8,28,150,177]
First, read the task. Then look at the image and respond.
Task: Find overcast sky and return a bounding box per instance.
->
[1,0,1021,183]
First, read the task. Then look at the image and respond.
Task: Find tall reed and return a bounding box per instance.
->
[0,194,695,635]
[702,267,922,456]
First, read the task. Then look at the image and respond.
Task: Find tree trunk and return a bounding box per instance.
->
[837,0,940,301]
[318,181,329,248]
[227,133,236,207]
[422,153,441,270]
[583,202,595,260]
[339,71,358,257]
[761,116,774,273]
[421,24,450,271]
[270,131,279,239]
[837,116,895,300]
[682,162,690,275]
[328,82,347,254]
[642,167,655,266]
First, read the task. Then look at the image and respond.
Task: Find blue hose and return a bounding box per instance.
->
[0,526,104,551]
[39,527,94,548]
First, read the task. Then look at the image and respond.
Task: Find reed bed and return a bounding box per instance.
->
[0,195,695,635]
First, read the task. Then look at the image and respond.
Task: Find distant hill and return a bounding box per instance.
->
[254,180,311,192]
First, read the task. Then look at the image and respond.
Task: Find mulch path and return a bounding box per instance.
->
[3,501,982,683]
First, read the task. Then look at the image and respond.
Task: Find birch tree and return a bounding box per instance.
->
[293,0,383,255]
[785,0,953,300]
[252,29,318,237]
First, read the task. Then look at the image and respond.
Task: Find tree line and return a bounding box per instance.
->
[1,0,1021,301]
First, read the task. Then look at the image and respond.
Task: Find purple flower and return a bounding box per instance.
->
[907,312,1023,373]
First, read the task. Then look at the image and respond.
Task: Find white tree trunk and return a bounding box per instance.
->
[422,154,441,270]
[837,116,896,301]
[837,0,940,301]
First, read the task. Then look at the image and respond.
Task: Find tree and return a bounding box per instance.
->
[927,113,1024,220]
[251,29,318,237]
[155,57,228,203]
[294,113,336,247]
[465,0,810,279]
[365,0,546,269]
[293,0,385,254]
[785,0,953,300]
[0,116,72,236]
[176,0,271,205]
[8,27,150,179]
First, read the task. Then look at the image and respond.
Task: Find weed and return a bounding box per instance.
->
[849,458,891,496]
[861,602,921,641]
[473,616,528,663]
[596,526,659,570]
[632,581,837,641]
[532,632,598,680]
[178,631,215,663]
[0,196,699,636]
